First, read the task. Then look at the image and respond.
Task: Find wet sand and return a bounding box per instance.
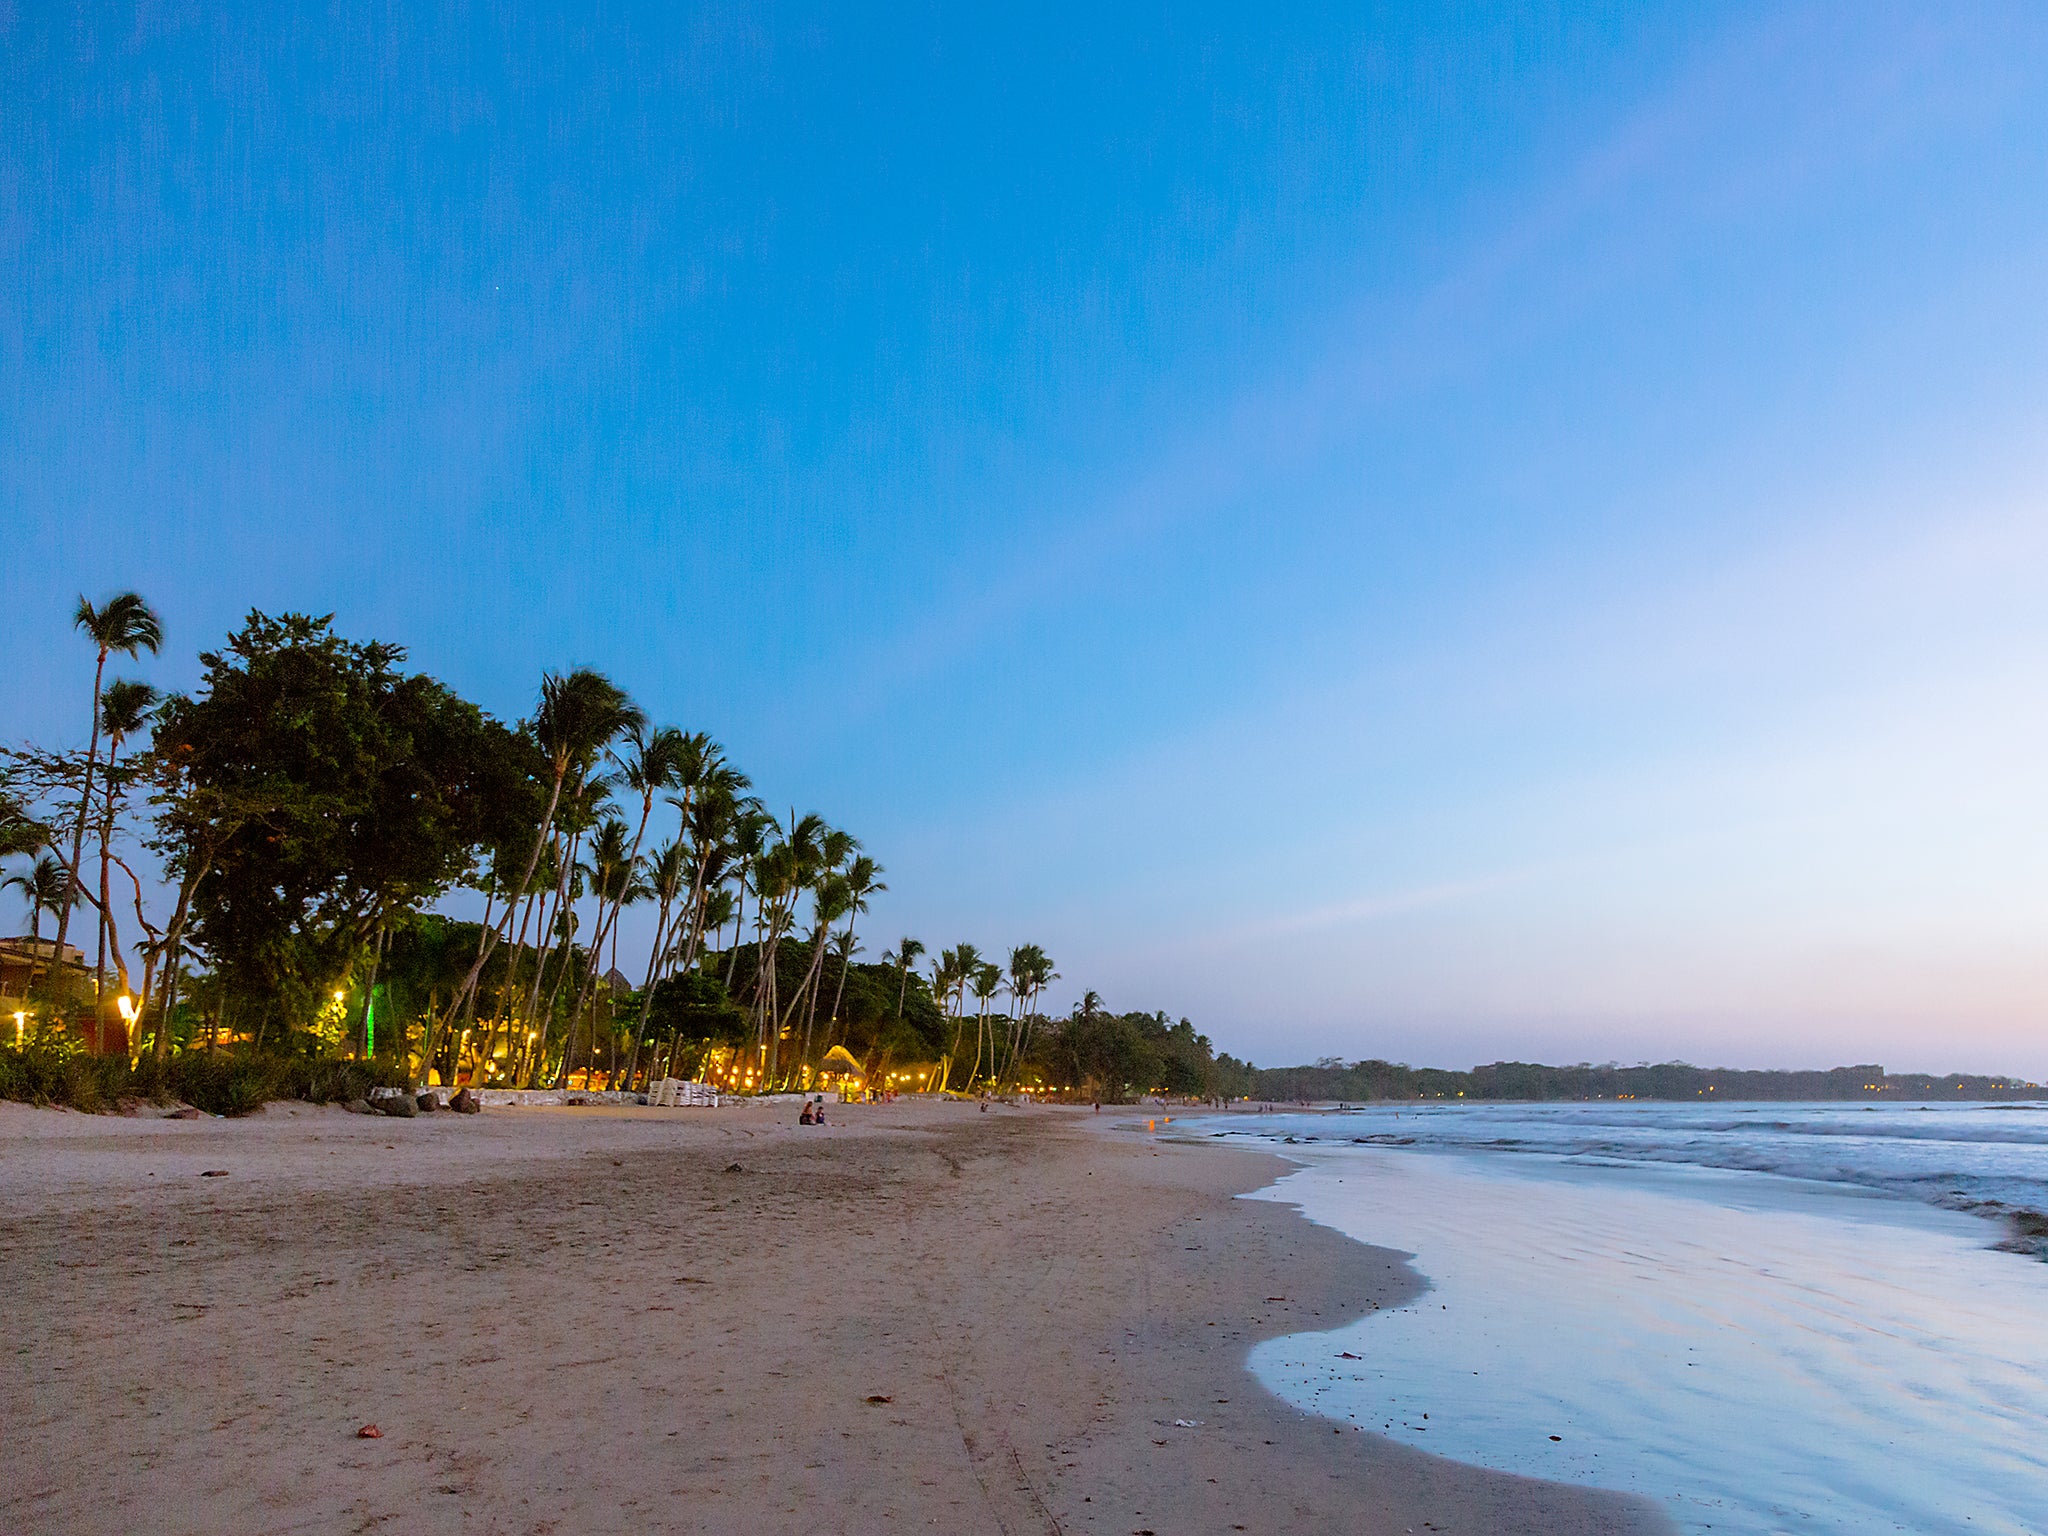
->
[0,1096,1669,1534]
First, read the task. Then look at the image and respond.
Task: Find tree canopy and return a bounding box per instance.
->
[151,612,542,1033]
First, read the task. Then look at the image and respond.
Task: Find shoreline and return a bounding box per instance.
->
[1,1097,1669,1534]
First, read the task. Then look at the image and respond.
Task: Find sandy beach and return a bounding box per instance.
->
[0,1097,1667,1535]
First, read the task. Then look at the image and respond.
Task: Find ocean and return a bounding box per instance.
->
[1206,1101,2048,1535]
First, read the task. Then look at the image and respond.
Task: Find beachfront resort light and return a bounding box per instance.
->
[333,989,346,1002]
[116,995,137,1024]
[12,1010,23,1045]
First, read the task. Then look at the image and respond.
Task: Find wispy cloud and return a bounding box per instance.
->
[1192,867,1549,947]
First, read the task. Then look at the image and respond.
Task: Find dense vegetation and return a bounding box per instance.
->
[1252,1059,2044,1102]
[3,595,1247,1110]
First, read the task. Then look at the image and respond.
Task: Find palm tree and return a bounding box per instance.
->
[969,961,1003,1086]
[788,828,857,1044]
[949,943,981,1023]
[888,937,925,1016]
[558,725,682,1082]
[555,811,634,1087]
[1001,944,1033,1086]
[511,773,607,1084]
[749,811,827,1081]
[492,834,561,1078]
[934,943,981,1086]
[55,594,162,985]
[92,679,156,1006]
[675,768,753,975]
[745,836,801,1077]
[599,860,652,1089]
[793,873,851,1071]
[823,855,885,1046]
[621,836,689,1092]
[526,831,595,1085]
[771,825,849,1047]
[5,853,78,982]
[696,887,737,958]
[1000,944,1057,1085]
[722,803,773,989]
[443,668,642,1042]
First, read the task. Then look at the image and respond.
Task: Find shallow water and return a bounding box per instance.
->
[1213,1103,2048,1535]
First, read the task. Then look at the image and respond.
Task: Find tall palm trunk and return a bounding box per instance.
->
[621,890,676,1094]
[754,900,794,1082]
[723,873,751,988]
[791,927,829,1074]
[152,846,217,1066]
[472,862,545,1086]
[561,883,627,1082]
[947,1000,969,1083]
[677,843,721,976]
[526,826,579,1082]
[997,994,1019,1085]
[825,912,863,1047]
[450,878,505,1076]
[542,873,588,1085]
[563,789,655,1088]
[54,648,108,1000]
[95,743,122,1016]
[496,878,551,1067]
[442,758,572,1035]
[496,837,563,1086]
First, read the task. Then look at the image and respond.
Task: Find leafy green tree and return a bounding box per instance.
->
[1041,1006,1158,1103]
[1152,1015,1216,1098]
[151,612,538,1042]
[646,971,750,1079]
[377,915,502,1082]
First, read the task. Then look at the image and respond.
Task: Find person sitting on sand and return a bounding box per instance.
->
[799,1101,815,1125]
[812,1096,827,1125]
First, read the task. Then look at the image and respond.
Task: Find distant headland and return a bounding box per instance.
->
[1249,1059,2043,1103]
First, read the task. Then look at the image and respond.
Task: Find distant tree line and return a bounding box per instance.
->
[1250,1059,2043,1103]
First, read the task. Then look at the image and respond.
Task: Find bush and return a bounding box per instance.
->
[0,1037,130,1113]
[0,1042,412,1116]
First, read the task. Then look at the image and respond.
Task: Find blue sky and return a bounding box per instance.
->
[6,2,2048,1072]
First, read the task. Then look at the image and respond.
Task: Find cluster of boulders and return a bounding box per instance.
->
[342,1087,482,1117]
